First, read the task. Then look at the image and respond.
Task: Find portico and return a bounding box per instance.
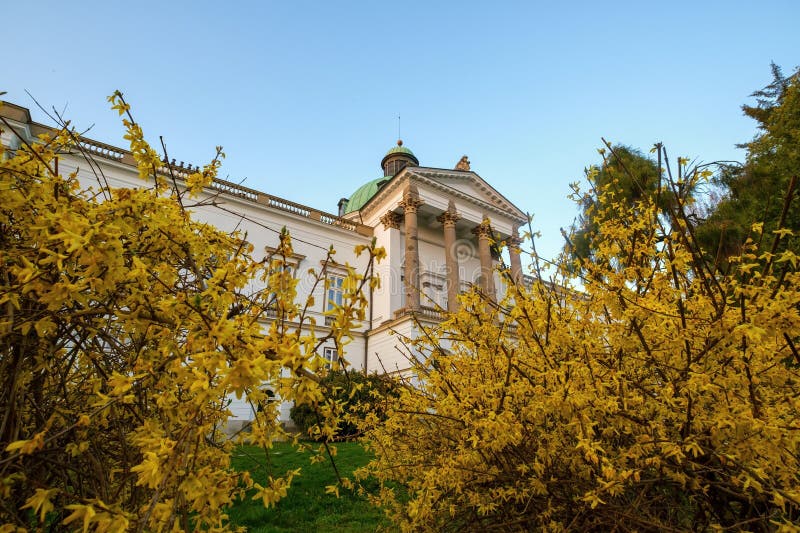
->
[344,142,527,363]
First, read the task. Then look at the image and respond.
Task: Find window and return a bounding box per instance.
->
[263,246,304,317]
[323,347,338,370]
[274,264,294,288]
[266,264,294,316]
[325,274,345,312]
[322,265,348,326]
[256,388,277,412]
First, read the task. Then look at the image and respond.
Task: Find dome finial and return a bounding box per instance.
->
[397,139,403,146]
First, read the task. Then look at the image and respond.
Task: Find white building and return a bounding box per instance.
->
[1,101,527,425]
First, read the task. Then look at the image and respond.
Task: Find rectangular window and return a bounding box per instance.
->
[267,264,294,315]
[323,347,338,370]
[325,274,345,311]
[262,247,305,317]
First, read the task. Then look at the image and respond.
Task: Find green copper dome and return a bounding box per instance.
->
[384,143,416,159]
[343,140,419,214]
[344,176,392,214]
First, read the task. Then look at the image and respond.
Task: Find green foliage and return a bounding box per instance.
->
[570,144,665,263]
[698,64,800,266]
[291,370,398,441]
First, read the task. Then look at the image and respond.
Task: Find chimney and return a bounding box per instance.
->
[337,198,349,217]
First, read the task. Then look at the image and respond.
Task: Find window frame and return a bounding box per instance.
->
[263,247,305,314]
[322,346,338,370]
[325,273,346,312]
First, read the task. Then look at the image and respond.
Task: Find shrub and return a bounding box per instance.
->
[291,370,398,441]
[0,95,378,531]
[361,145,800,532]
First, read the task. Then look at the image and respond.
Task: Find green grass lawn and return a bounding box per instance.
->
[228,442,391,532]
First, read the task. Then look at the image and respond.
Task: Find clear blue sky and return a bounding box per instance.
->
[5,1,799,260]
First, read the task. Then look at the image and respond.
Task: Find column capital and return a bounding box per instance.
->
[471,218,493,238]
[508,234,524,248]
[436,210,460,228]
[380,211,403,230]
[400,184,423,214]
[399,196,423,214]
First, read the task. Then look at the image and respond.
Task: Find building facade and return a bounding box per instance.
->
[0,102,527,425]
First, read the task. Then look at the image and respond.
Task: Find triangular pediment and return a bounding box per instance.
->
[406,167,526,222]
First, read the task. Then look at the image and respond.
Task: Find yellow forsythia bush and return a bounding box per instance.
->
[0,95,377,531]
[361,151,800,531]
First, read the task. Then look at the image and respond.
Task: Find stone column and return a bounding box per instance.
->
[437,200,461,312]
[399,185,423,310]
[509,226,523,284]
[472,217,495,300]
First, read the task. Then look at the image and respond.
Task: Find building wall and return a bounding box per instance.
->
[52,153,376,424]
[365,320,419,374]
[372,223,403,325]
[58,156,374,357]
[1,102,527,425]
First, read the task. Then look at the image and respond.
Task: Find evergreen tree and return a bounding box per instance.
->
[697,63,800,267]
[569,144,664,264]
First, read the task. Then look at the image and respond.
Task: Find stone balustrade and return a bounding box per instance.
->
[71,135,370,235]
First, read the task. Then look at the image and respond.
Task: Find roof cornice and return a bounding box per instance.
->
[359,166,527,224]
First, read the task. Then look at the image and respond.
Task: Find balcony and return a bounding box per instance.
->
[393,305,446,322]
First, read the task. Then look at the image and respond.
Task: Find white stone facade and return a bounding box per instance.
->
[1,102,527,425]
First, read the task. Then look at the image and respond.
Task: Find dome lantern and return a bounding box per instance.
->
[381,139,418,177]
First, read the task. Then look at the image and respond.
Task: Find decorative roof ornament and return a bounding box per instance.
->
[455,155,471,171]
